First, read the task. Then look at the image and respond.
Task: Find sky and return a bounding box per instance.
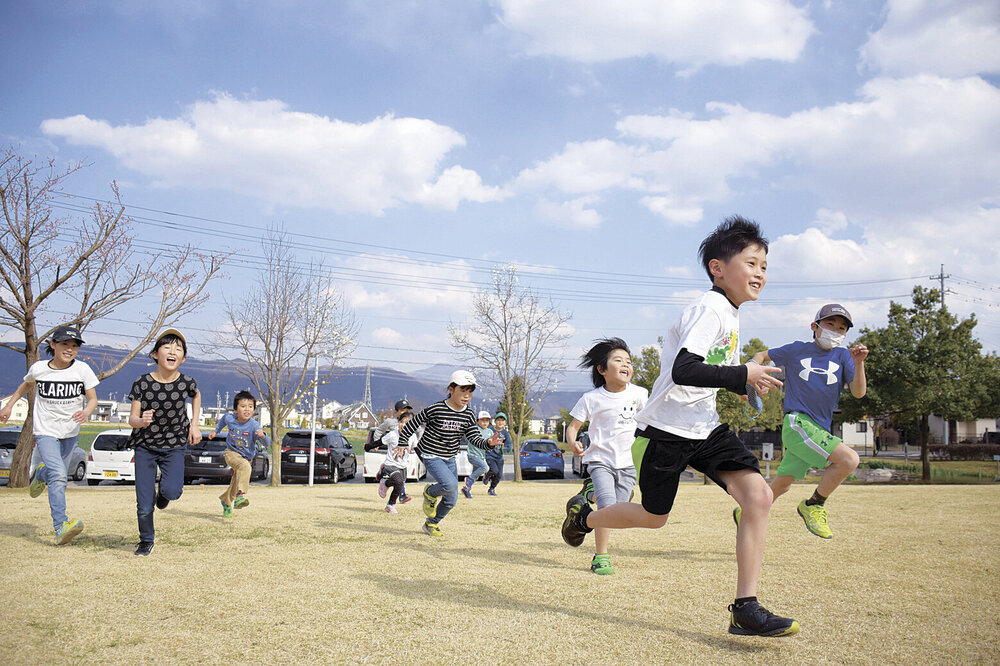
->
[2,0,999,394]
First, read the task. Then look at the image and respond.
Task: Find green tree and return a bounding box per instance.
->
[717,337,784,433]
[632,338,662,393]
[839,287,995,481]
[496,375,533,440]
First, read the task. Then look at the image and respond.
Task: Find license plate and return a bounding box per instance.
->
[0,469,9,477]
[104,470,118,478]
[293,455,307,463]
[199,456,212,463]
[535,466,546,472]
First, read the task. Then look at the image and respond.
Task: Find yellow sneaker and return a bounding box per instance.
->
[56,519,84,545]
[422,485,438,519]
[422,521,442,537]
[797,499,833,539]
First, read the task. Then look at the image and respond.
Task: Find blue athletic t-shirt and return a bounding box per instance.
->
[768,341,854,432]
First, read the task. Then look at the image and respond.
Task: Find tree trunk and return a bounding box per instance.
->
[919,413,931,482]
[9,324,40,488]
[269,401,282,487]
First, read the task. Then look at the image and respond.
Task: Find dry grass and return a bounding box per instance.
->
[1,481,998,665]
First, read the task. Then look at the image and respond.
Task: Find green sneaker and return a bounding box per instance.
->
[733,506,741,529]
[422,520,442,537]
[29,463,47,498]
[797,499,833,539]
[591,554,615,575]
[580,478,595,504]
[55,519,84,545]
[221,500,233,518]
[233,495,249,509]
[422,485,438,519]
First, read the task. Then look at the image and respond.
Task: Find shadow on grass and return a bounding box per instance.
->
[0,521,47,544]
[354,572,780,653]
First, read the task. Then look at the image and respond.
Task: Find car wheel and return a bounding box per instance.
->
[261,460,269,481]
[74,462,86,481]
[87,479,101,486]
[332,465,340,484]
[349,461,357,479]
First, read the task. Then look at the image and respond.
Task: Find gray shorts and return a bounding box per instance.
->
[587,461,637,509]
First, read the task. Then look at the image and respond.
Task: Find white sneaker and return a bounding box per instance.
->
[384,504,397,514]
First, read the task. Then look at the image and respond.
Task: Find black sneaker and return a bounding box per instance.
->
[155,491,170,510]
[561,495,592,547]
[134,541,155,557]
[728,601,800,637]
[580,478,595,503]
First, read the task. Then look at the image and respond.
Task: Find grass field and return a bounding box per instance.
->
[2,481,998,664]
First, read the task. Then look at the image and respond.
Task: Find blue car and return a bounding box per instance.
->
[519,439,564,479]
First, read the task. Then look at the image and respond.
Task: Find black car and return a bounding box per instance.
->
[280,429,357,484]
[184,431,271,484]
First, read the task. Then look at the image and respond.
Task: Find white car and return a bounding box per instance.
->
[85,429,135,485]
[363,449,427,482]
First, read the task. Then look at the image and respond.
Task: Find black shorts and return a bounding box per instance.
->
[633,424,761,516]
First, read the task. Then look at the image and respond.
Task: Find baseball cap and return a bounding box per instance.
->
[156,328,188,348]
[394,399,412,411]
[814,304,853,328]
[448,370,477,387]
[494,412,507,420]
[477,410,491,420]
[51,325,84,344]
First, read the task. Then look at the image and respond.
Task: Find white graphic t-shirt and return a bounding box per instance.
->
[570,383,648,469]
[25,359,99,439]
[635,289,740,439]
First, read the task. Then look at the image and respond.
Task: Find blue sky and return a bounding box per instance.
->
[2,0,999,392]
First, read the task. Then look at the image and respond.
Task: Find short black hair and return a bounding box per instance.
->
[580,337,631,388]
[150,333,187,359]
[233,390,257,410]
[698,215,768,281]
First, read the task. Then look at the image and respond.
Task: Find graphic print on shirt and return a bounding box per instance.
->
[798,358,841,385]
[35,380,85,400]
[617,399,641,426]
[704,329,739,366]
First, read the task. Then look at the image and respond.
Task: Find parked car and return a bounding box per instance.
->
[85,428,136,485]
[0,427,88,485]
[570,432,591,477]
[363,448,427,483]
[185,432,270,484]
[280,429,357,483]
[519,439,564,479]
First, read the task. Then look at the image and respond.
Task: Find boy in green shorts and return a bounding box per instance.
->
[740,303,868,539]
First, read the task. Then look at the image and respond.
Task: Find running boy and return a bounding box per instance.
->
[377,410,414,513]
[565,338,648,575]
[0,325,97,545]
[208,390,269,518]
[560,216,799,637]
[461,410,493,499]
[482,412,511,495]
[368,399,414,502]
[737,303,867,539]
[126,329,202,556]
[398,370,502,536]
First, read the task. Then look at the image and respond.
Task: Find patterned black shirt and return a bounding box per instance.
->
[126,373,199,450]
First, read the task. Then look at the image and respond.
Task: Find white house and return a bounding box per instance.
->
[0,395,28,422]
[329,402,378,430]
[841,415,999,448]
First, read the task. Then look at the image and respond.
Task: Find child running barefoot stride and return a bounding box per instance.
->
[565,338,648,575]
[126,329,202,556]
[733,304,867,539]
[560,216,800,637]
[208,390,269,518]
[398,370,502,536]
[377,410,414,513]
[0,325,98,545]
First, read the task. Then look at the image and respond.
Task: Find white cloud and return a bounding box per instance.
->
[337,254,476,314]
[640,196,702,226]
[40,94,506,214]
[494,0,814,69]
[812,209,849,235]
[371,327,404,345]
[534,196,602,229]
[861,0,1000,77]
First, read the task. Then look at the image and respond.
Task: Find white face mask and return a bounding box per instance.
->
[815,327,845,350]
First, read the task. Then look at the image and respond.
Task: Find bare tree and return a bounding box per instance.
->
[449,264,571,480]
[0,147,226,487]
[218,227,357,486]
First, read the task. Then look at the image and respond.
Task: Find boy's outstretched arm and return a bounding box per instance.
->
[566,419,585,456]
[850,344,868,398]
[672,348,782,395]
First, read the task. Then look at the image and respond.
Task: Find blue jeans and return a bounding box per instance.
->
[421,456,458,525]
[134,447,185,543]
[34,435,79,531]
[485,454,503,490]
[465,454,488,487]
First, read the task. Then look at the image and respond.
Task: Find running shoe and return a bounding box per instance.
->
[378,479,388,499]
[55,519,84,545]
[134,541,155,557]
[728,601,800,637]
[422,520,442,537]
[797,499,833,539]
[591,554,614,575]
[482,472,490,486]
[399,494,412,504]
[461,485,472,499]
[29,463,47,498]
[155,490,170,510]
[487,488,497,496]
[580,477,595,504]
[384,504,398,514]
[733,506,742,529]
[221,500,233,518]
[561,495,591,547]
[422,485,438,518]
[234,495,249,509]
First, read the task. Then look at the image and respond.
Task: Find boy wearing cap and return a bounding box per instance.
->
[482,413,510,495]
[742,303,868,539]
[0,324,98,545]
[461,410,494,499]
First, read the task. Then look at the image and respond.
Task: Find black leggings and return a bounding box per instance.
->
[484,456,503,490]
[378,466,406,505]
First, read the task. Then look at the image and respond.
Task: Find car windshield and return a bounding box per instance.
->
[524,441,558,453]
[284,433,328,446]
[0,431,19,448]
[92,434,131,451]
[192,439,226,451]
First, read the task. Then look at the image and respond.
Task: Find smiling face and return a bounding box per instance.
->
[599,348,633,392]
[49,339,80,368]
[709,243,767,306]
[152,339,186,374]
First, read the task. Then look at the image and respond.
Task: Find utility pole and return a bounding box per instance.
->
[930,264,950,308]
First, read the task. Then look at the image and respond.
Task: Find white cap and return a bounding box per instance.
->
[477,410,491,420]
[449,370,477,387]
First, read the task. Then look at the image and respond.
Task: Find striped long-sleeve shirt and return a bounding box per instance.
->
[399,400,492,459]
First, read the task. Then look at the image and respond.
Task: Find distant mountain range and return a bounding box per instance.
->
[0,345,592,418]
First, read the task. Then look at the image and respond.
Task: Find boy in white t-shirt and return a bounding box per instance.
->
[0,325,98,545]
[565,338,647,575]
